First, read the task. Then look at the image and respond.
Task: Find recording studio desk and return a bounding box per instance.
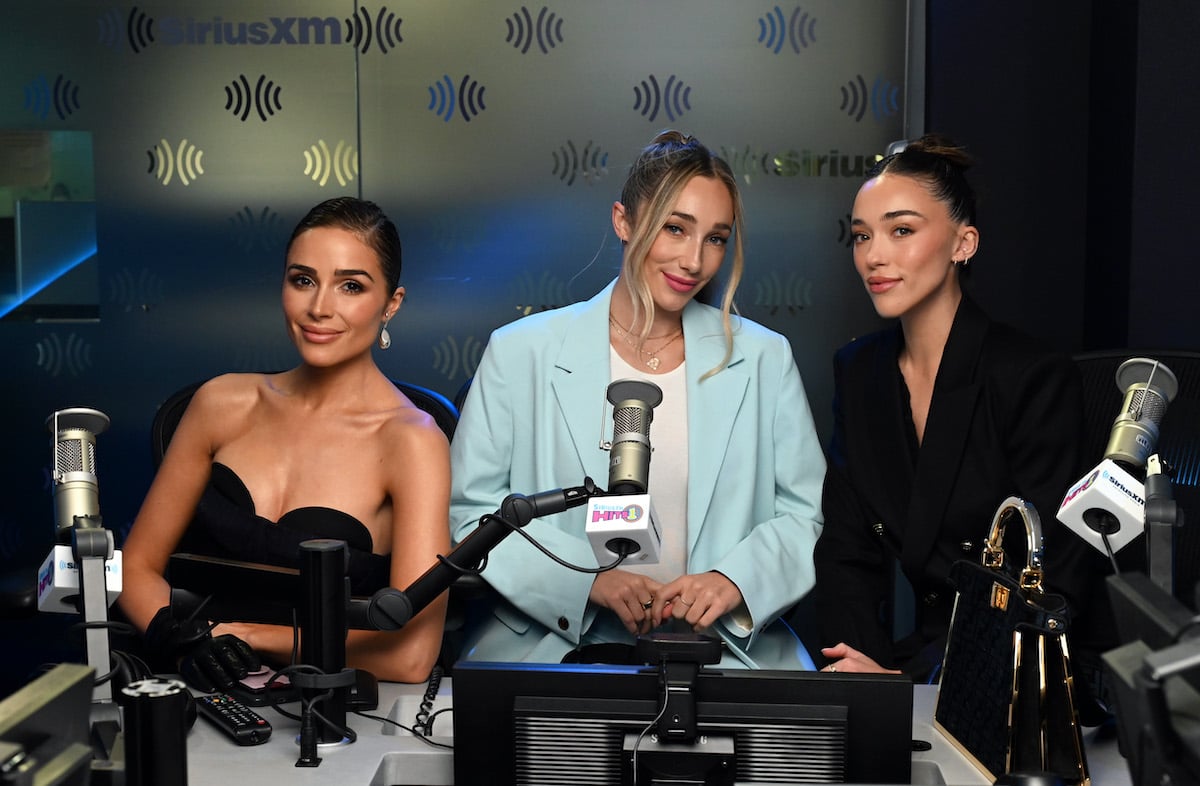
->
[185,682,1132,785]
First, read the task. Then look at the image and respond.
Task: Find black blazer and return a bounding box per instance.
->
[814,295,1108,679]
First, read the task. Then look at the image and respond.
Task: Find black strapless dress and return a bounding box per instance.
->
[176,462,392,596]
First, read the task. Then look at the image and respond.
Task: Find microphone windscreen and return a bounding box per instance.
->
[1104,358,1178,467]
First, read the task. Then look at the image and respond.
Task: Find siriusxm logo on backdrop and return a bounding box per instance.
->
[721,145,881,182]
[157,14,342,45]
[109,6,403,53]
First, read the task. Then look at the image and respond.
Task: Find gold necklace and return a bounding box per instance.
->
[608,315,683,371]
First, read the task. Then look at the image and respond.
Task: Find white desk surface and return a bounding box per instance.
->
[183,681,1132,786]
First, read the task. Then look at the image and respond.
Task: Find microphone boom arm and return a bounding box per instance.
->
[1145,454,1184,596]
[358,479,601,631]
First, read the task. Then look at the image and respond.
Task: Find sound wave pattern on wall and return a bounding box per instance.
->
[427,74,487,123]
[757,5,817,54]
[109,267,165,313]
[23,74,82,121]
[224,74,283,122]
[840,73,900,123]
[754,271,814,316]
[632,74,692,123]
[147,138,206,186]
[432,334,485,381]
[302,139,359,187]
[228,206,286,254]
[551,140,608,186]
[126,5,154,53]
[505,6,565,54]
[35,332,94,377]
[345,5,404,54]
[837,213,855,248]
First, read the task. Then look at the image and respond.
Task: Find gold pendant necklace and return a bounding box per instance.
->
[609,315,683,371]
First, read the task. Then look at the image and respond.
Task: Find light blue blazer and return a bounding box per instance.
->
[449,280,825,669]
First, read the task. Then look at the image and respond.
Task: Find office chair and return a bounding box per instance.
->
[452,375,473,414]
[1073,349,1200,605]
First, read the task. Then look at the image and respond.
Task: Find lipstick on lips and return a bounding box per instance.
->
[866,276,899,295]
[664,272,698,293]
[300,325,340,343]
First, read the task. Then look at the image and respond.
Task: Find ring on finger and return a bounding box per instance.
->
[679,598,694,606]
[641,598,654,610]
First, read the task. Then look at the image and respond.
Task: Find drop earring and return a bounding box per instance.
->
[378,314,392,350]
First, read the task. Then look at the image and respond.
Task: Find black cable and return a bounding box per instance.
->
[296,705,321,767]
[266,663,357,745]
[1101,531,1121,574]
[177,594,222,640]
[96,649,153,687]
[68,619,151,687]
[426,707,452,730]
[437,551,487,576]
[265,664,324,722]
[295,689,336,768]
[413,665,444,736]
[353,711,454,750]
[308,699,357,744]
[478,512,628,573]
[630,659,671,786]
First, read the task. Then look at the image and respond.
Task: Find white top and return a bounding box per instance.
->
[610,347,688,584]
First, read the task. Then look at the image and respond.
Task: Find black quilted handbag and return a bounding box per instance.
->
[934,496,1090,785]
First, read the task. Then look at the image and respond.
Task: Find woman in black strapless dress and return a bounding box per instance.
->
[119,197,451,687]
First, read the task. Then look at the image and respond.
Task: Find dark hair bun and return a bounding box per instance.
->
[868,132,977,225]
[903,133,973,170]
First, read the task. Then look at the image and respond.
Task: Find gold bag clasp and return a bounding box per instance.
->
[990,582,1010,611]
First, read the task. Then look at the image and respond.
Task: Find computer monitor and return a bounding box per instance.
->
[1103,571,1200,786]
[451,659,914,785]
[167,551,303,628]
[0,663,94,786]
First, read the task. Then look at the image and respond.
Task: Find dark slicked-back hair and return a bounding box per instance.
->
[867,134,977,226]
[286,197,402,291]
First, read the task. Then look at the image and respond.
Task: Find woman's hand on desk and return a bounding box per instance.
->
[144,606,262,692]
[820,642,903,675]
[657,571,744,632]
[589,570,665,634]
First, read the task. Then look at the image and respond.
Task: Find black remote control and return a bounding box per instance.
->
[196,692,273,745]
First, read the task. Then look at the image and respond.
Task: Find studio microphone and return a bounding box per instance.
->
[1105,358,1179,467]
[1058,357,1179,556]
[38,407,123,613]
[586,379,664,565]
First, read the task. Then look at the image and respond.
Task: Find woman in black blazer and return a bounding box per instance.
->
[813,135,1108,682]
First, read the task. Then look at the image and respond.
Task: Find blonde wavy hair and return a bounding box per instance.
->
[617,130,744,380]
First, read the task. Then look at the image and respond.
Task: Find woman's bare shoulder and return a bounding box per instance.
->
[183,373,271,428]
[378,387,450,451]
[188,371,260,402]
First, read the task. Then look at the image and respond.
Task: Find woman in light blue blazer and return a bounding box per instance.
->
[449,131,824,669]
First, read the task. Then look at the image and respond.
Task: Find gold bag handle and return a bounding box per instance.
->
[980,496,1046,594]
